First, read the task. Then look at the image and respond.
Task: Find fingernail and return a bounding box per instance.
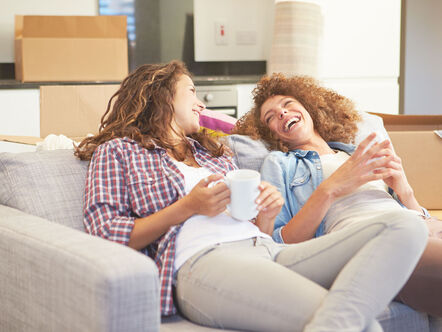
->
[256,199,261,204]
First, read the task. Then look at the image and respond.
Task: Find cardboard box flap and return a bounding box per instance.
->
[0,135,44,145]
[14,15,24,38]
[15,15,127,39]
[371,112,442,131]
[0,135,86,146]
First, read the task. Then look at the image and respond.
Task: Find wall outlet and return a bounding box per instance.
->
[215,21,228,45]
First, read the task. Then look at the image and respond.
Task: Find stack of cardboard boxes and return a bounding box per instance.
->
[1,15,127,145]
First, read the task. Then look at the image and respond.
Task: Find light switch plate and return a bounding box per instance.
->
[215,21,228,45]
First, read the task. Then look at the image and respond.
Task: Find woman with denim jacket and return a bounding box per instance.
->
[233,73,442,317]
[76,62,427,332]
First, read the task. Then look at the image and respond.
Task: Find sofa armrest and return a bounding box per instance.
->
[0,205,160,332]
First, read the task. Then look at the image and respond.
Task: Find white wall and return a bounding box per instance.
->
[403,0,442,115]
[0,0,98,62]
[193,0,274,61]
[318,0,401,115]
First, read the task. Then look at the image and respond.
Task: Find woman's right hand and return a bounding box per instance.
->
[183,174,231,217]
[320,133,394,201]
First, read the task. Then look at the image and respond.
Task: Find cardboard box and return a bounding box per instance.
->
[372,113,442,209]
[39,84,119,137]
[15,15,128,82]
[0,84,119,145]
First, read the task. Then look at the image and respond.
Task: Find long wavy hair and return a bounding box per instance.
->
[75,61,226,161]
[232,74,361,152]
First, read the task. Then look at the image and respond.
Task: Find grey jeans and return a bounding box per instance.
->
[176,210,428,332]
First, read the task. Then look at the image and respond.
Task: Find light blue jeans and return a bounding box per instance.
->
[176,210,428,332]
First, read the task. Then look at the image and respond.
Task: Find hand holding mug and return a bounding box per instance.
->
[254,181,285,235]
[185,174,230,217]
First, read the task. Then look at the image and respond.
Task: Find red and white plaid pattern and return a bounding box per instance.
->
[84,137,236,315]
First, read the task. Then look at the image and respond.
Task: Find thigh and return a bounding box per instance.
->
[276,218,388,289]
[176,243,327,332]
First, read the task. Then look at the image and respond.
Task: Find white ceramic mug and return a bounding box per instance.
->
[225,169,261,221]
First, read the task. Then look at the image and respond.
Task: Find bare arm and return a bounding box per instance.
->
[372,141,422,212]
[280,183,334,243]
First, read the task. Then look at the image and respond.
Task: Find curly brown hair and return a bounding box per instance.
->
[232,74,361,152]
[75,61,226,161]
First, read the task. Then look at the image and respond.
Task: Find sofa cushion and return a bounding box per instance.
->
[377,301,429,332]
[224,135,269,172]
[0,149,89,231]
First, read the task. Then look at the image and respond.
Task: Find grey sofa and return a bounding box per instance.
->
[0,149,441,332]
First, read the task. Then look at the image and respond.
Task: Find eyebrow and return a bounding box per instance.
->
[262,96,289,119]
[263,108,273,120]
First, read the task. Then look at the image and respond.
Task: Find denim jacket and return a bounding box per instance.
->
[260,142,428,243]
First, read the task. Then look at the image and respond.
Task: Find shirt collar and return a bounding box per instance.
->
[288,141,356,157]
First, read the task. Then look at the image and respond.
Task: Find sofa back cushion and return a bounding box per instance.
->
[0,149,89,232]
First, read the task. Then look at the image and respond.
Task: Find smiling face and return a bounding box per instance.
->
[172,74,205,136]
[260,95,320,150]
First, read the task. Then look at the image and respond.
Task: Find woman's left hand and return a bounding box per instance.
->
[254,181,285,235]
[373,141,421,211]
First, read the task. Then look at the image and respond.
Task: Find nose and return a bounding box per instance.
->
[278,109,287,119]
[197,98,206,111]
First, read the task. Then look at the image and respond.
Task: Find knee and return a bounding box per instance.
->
[385,210,428,249]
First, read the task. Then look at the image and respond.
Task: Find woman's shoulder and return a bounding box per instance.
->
[266,150,292,161]
[98,137,151,152]
[93,137,155,161]
[261,150,290,170]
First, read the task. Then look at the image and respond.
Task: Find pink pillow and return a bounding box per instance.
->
[199,109,237,134]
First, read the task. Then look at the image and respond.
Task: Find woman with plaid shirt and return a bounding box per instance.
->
[75,61,427,332]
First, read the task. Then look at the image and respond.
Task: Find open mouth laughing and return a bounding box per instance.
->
[283,115,301,132]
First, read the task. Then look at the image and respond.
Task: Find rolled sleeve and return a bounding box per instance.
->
[84,143,135,246]
[272,226,285,244]
[261,153,292,244]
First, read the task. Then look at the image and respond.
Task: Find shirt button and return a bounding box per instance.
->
[316,166,321,170]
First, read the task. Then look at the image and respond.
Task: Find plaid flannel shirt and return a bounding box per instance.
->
[83,137,236,316]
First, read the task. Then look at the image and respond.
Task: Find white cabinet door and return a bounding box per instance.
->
[319,0,401,114]
[320,0,401,79]
[0,89,40,136]
[237,84,256,118]
[321,78,399,115]
[0,89,40,153]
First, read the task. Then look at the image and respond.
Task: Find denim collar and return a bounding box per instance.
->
[287,141,356,158]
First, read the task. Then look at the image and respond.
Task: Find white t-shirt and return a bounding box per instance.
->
[173,160,271,273]
[319,151,406,233]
